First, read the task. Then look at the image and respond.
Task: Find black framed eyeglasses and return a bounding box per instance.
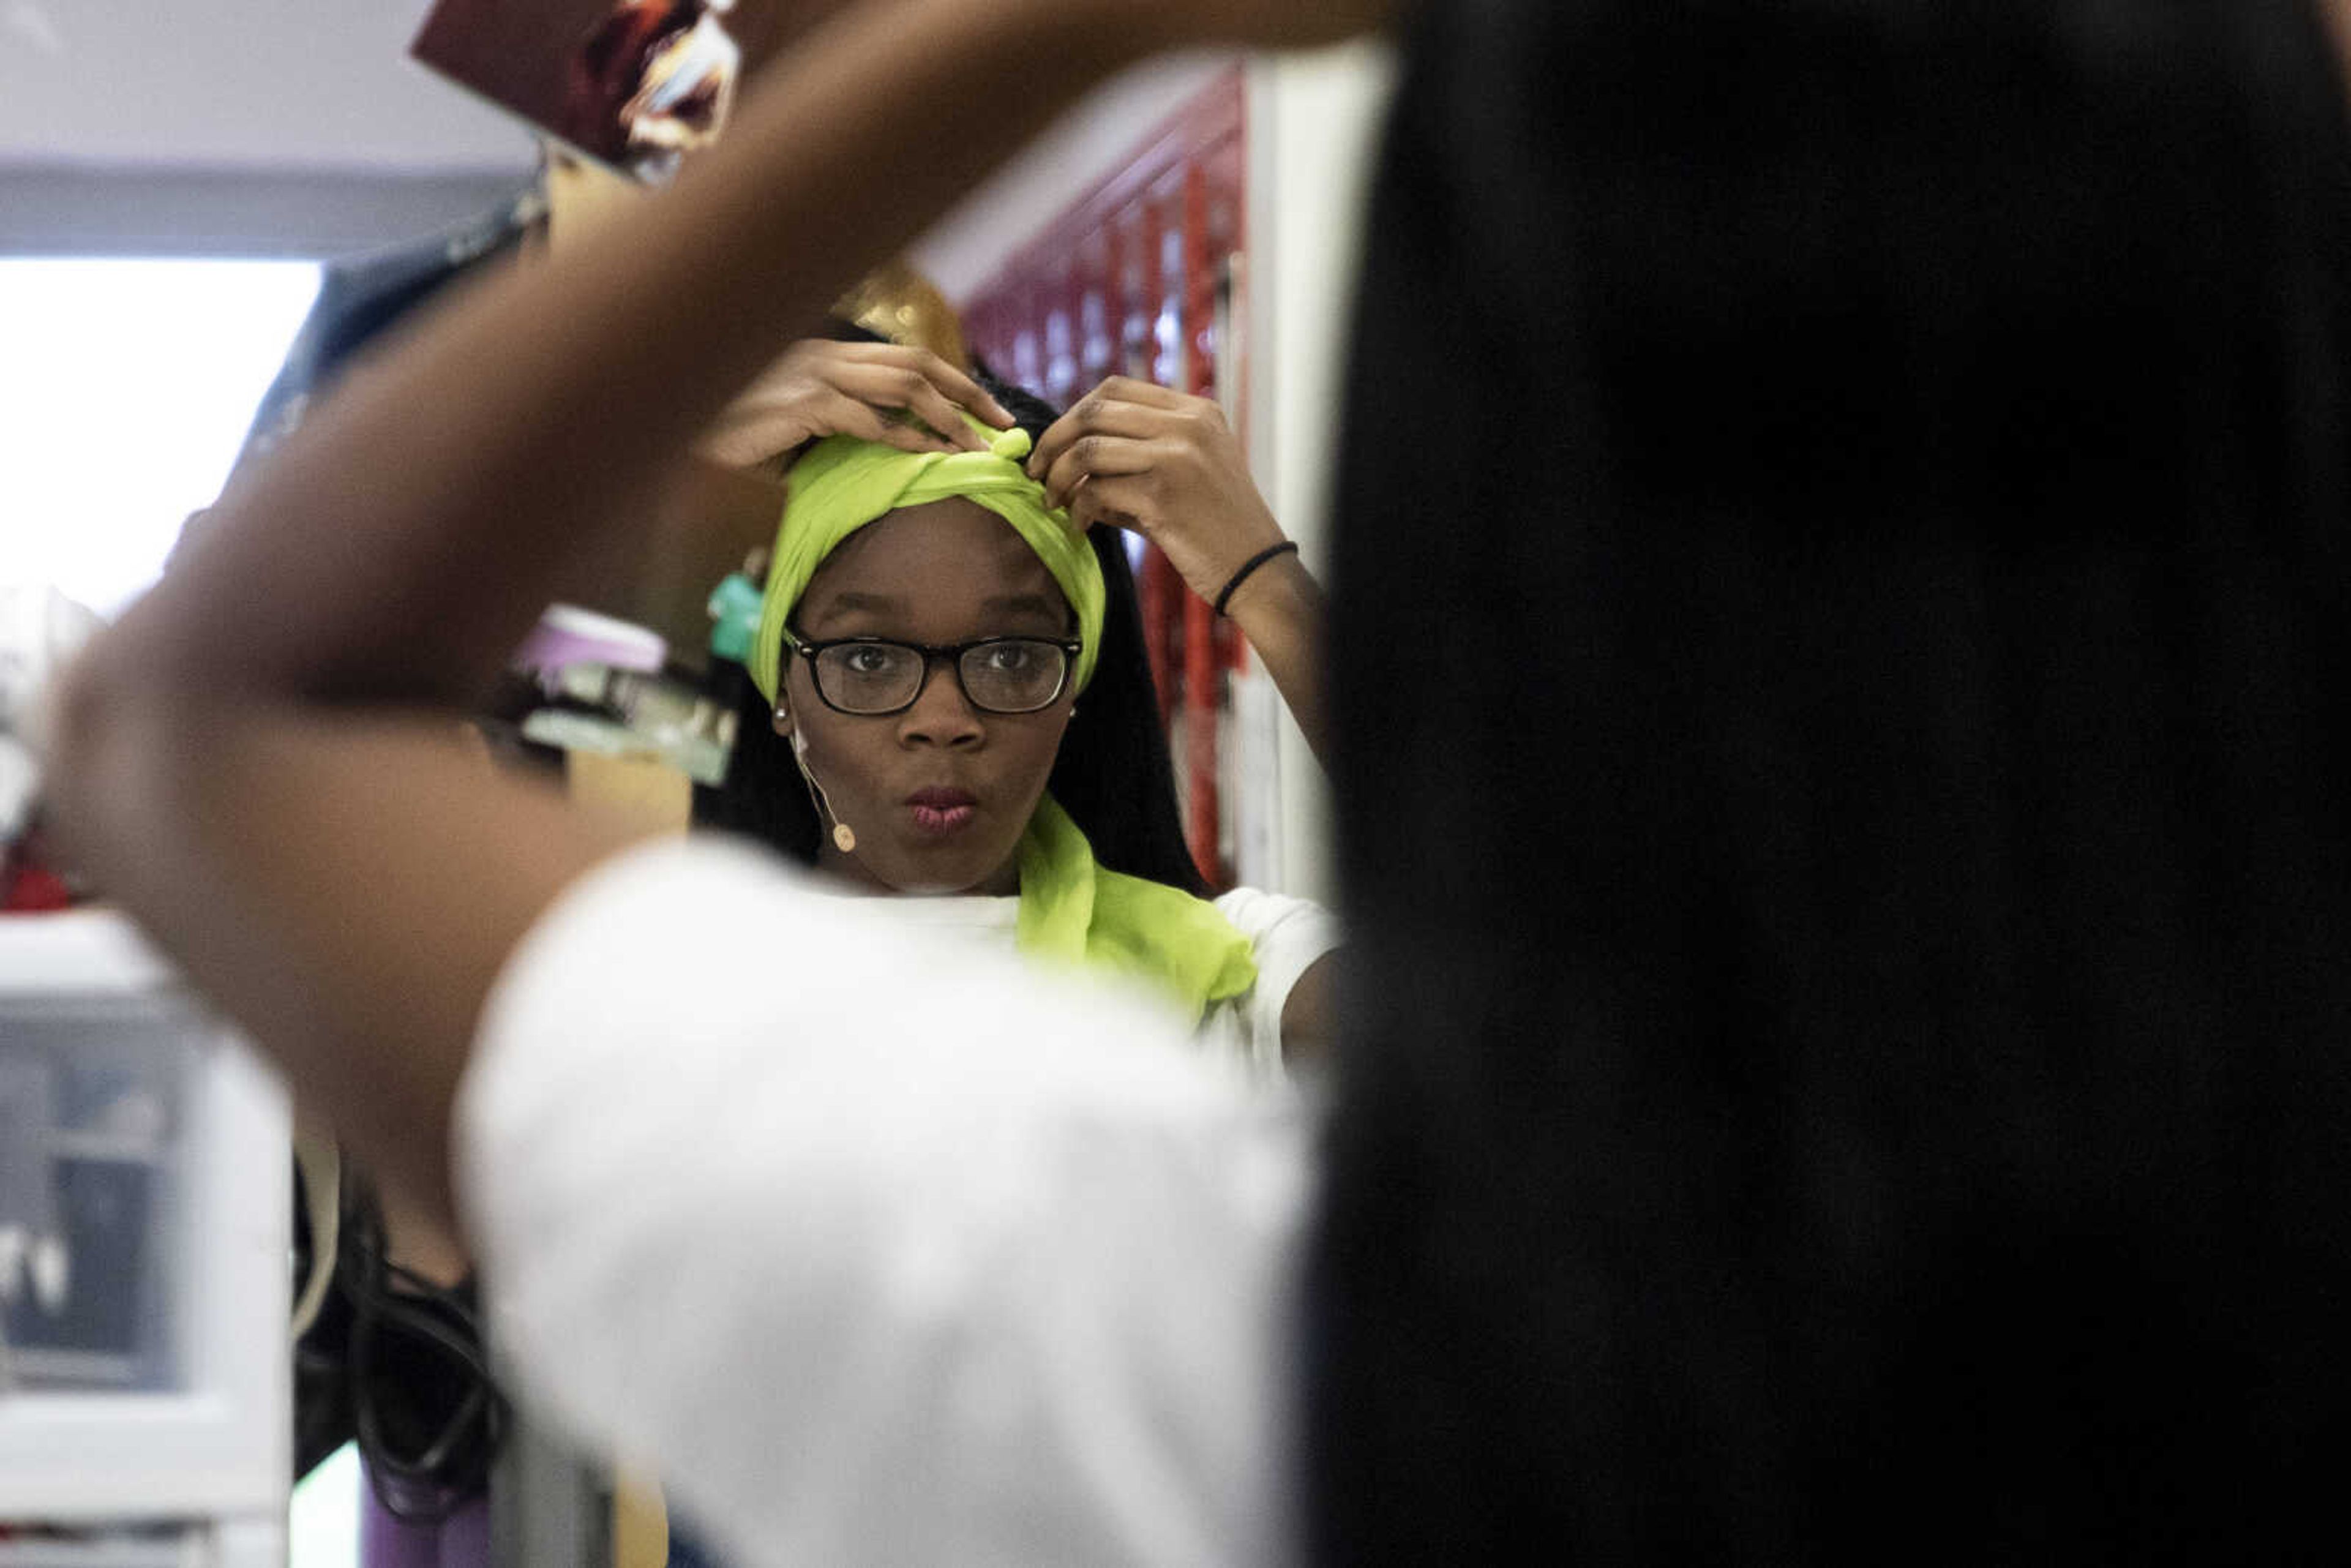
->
[782,628,1083,716]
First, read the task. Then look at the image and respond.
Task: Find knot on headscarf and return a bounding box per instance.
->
[749,417,1103,704]
[740,416,1257,1026]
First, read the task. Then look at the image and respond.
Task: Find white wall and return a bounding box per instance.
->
[0,0,533,254]
[1245,41,1398,906]
[911,52,1235,300]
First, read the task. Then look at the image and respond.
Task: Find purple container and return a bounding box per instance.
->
[509,604,667,695]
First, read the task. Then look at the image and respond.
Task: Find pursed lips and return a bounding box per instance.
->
[904,786,980,836]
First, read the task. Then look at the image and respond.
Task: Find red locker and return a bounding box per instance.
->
[959,70,1248,887]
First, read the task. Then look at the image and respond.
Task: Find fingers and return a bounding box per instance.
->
[1038,433,1188,511]
[712,339,989,464]
[833,342,1015,434]
[1030,399,1175,489]
[874,345,1018,430]
[868,419,961,456]
[1030,378,1226,480]
[1067,475,1152,537]
[820,391,959,454]
[1081,375,1193,413]
[812,363,969,449]
[902,375,995,452]
[1030,397,1163,483]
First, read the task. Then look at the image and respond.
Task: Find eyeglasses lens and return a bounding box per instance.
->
[812,640,1068,715]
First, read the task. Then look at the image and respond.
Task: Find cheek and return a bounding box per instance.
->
[789,682,884,792]
[1004,708,1076,781]
[801,720,885,793]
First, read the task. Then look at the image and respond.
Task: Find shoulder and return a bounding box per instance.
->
[1212,885,1339,961]
[1204,885,1341,1076]
[1213,888,1344,1025]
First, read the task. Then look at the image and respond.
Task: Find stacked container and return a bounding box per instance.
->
[0,910,289,1566]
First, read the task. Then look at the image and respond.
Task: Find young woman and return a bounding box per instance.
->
[58,0,2351,1564]
[696,339,1337,1075]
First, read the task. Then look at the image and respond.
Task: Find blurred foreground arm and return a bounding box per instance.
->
[49,0,1386,1231]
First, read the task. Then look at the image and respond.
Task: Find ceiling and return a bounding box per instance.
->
[0,0,531,253]
[0,0,1229,294]
[0,0,531,171]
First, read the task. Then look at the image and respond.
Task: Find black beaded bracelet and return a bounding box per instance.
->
[1212,540,1301,617]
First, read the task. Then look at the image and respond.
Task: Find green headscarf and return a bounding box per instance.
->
[748,420,1257,1026]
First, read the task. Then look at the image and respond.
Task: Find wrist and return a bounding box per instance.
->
[1218,541,1313,621]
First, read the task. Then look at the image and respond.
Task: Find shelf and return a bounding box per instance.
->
[1,1349,146,1389]
[39,1132,169,1166]
[0,1537,200,1567]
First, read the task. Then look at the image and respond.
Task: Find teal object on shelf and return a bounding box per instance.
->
[707,572,764,666]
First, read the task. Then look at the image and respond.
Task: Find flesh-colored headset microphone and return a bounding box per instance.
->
[781,712,857,854]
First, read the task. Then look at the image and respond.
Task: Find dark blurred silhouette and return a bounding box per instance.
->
[1316,1,2351,1560]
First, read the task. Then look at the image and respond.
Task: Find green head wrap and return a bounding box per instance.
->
[744,419,1256,1026]
[749,422,1103,704]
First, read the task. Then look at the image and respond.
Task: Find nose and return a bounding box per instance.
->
[898,655,984,749]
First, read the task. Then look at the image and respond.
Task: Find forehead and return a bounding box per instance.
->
[798,498,1067,632]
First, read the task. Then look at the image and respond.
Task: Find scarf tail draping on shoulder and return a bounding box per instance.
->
[1015,795,1257,1026]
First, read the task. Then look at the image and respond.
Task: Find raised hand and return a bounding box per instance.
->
[1030,375,1328,762]
[1028,377,1284,605]
[699,339,1016,470]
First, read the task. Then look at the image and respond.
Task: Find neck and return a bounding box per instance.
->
[811,842,1021,898]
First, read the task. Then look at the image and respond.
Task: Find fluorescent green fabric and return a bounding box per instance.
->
[746,421,1258,1024]
[749,422,1103,704]
[1016,795,1258,1026]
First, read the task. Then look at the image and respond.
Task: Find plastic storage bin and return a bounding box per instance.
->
[0,1528,215,1566]
[1,1010,190,1394]
[0,911,288,1564]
